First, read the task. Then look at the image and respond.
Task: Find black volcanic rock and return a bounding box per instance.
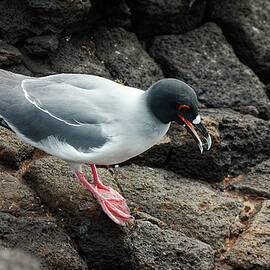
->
[0,1,270,269]
[0,0,92,44]
[222,200,270,269]
[94,27,164,88]
[24,35,59,55]
[0,249,40,270]
[149,22,270,119]
[206,0,270,83]
[116,164,242,249]
[0,212,87,269]
[228,159,270,198]
[126,0,206,38]
[0,1,37,43]
[49,34,112,78]
[92,0,132,28]
[0,41,23,67]
[266,83,270,99]
[0,127,35,170]
[125,220,215,270]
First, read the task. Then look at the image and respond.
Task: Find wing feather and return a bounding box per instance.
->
[0,73,123,151]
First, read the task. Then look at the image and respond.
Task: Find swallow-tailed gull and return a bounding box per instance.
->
[0,69,211,225]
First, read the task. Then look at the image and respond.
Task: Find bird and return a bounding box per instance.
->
[0,69,211,225]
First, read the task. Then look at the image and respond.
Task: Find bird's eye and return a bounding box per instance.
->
[177,105,190,111]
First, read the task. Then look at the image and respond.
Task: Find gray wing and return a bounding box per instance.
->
[0,71,120,151]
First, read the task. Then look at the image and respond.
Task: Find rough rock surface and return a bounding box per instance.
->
[127,0,206,37]
[0,0,92,44]
[0,41,23,67]
[0,127,35,170]
[116,164,243,249]
[93,0,132,28]
[266,83,270,98]
[0,248,40,270]
[24,35,59,56]
[5,64,33,76]
[149,22,270,119]
[94,27,164,88]
[228,160,270,199]
[0,1,270,269]
[49,34,112,78]
[0,168,40,217]
[126,220,215,270]
[206,0,270,83]
[223,200,270,269]
[0,212,87,269]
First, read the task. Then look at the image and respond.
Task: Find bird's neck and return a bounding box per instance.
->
[145,89,171,124]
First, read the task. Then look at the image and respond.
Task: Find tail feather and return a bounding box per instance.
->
[0,69,30,127]
[0,69,28,86]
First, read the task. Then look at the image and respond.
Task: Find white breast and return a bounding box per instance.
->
[86,91,170,165]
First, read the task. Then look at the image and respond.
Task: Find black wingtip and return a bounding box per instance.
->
[0,118,14,132]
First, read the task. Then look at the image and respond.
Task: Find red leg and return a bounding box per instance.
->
[75,166,132,225]
[90,164,109,190]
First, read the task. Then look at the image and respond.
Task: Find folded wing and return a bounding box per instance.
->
[0,71,119,152]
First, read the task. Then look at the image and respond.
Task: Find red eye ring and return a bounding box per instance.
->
[178,105,190,111]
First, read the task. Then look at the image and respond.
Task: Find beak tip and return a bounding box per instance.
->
[198,142,203,154]
[199,134,211,153]
[207,135,212,151]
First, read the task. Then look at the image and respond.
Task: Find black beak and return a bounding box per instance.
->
[179,117,212,153]
[192,122,212,152]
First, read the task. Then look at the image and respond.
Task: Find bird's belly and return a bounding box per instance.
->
[34,119,170,165]
[91,122,171,165]
[94,139,156,165]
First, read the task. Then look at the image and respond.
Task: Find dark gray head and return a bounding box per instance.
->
[146,78,211,153]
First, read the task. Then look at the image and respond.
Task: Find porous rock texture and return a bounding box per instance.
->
[206,0,270,83]
[0,1,269,269]
[149,22,270,119]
